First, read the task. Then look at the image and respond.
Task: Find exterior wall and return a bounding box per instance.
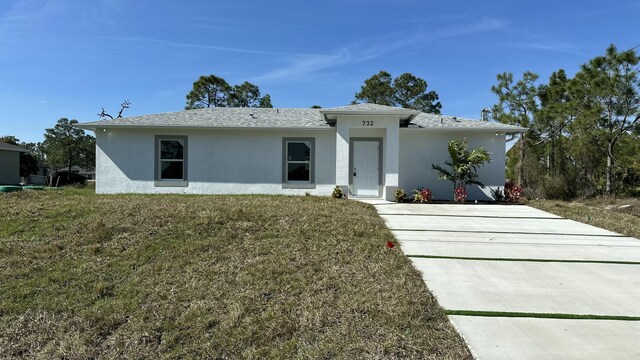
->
[399,130,506,201]
[0,150,20,185]
[96,128,336,194]
[94,125,508,199]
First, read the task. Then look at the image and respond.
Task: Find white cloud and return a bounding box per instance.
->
[255,17,506,82]
[507,41,584,56]
[99,36,301,57]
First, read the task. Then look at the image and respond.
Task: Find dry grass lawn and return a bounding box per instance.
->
[530,197,640,239]
[0,189,471,359]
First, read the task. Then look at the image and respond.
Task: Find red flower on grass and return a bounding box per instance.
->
[386,241,395,248]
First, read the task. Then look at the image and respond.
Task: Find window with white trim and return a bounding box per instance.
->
[283,138,314,184]
[156,136,187,182]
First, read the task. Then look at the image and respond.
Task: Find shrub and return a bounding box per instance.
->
[413,187,433,203]
[542,176,575,200]
[490,187,505,202]
[331,186,344,199]
[454,186,467,202]
[53,172,87,187]
[394,188,406,203]
[505,181,524,203]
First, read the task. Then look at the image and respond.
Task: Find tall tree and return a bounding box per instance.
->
[354,71,395,106]
[393,72,441,113]
[353,71,442,113]
[185,75,272,109]
[186,75,231,109]
[570,44,640,196]
[490,71,539,186]
[259,94,273,108]
[536,70,575,174]
[42,118,95,180]
[228,82,272,108]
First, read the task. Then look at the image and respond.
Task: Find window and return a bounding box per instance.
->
[283,138,315,186]
[155,136,188,185]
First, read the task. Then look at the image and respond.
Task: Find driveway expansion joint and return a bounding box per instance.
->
[445,310,640,321]
[389,228,629,237]
[406,254,640,265]
[378,213,565,220]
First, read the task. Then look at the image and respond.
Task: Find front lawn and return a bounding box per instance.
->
[0,189,470,359]
[530,198,640,239]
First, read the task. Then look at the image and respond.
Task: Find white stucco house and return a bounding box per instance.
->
[76,103,525,201]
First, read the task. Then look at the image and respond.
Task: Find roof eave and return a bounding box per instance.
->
[74,124,334,131]
[401,126,528,134]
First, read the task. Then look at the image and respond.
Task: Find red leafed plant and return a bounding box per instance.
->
[504,181,524,203]
[413,187,433,203]
[386,241,395,248]
[454,186,467,202]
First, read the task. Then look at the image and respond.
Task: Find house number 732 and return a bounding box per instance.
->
[362,120,374,126]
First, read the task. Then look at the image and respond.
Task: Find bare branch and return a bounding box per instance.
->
[117,100,131,118]
[97,108,114,120]
[98,100,131,120]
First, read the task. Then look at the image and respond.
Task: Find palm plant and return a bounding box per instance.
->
[431,139,492,195]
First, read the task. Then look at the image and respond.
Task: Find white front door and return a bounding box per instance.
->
[352,140,380,197]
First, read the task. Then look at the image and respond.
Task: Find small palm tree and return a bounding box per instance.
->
[431,139,491,195]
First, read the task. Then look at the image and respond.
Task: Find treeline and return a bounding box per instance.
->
[490,44,640,199]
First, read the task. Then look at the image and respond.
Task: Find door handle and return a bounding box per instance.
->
[353,168,357,177]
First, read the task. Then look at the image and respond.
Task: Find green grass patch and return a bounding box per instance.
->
[406,255,640,265]
[0,189,471,359]
[445,310,640,321]
[530,198,640,239]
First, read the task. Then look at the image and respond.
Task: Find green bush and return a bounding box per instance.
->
[542,176,575,200]
[331,186,344,199]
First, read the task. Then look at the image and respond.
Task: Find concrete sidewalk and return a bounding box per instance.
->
[373,202,640,360]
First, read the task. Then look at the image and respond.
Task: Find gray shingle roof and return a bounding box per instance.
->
[0,141,28,152]
[78,107,330,129]
[411,113,526,132]
[76,104,526,133]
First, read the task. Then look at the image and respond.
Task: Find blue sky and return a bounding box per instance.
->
[1,0,638,143]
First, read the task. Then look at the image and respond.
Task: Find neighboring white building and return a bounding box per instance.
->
[0,141,27,185]
[76,104,525,200]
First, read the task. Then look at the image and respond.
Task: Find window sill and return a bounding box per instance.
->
[154,180,188,187]
[282,183,316,189]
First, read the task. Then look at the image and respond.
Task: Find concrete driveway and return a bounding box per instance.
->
[371,201,640,360]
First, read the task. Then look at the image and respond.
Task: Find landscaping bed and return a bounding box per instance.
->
[0,189,471,359]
